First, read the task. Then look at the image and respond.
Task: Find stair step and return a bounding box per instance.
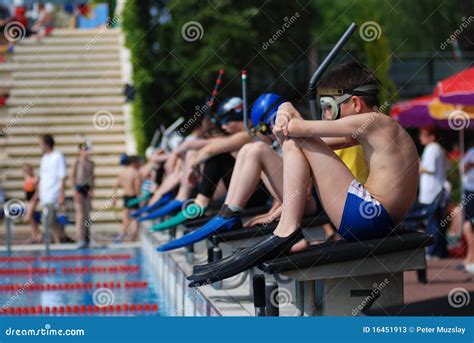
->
[46,28,120,37]
[14,45,119,55]
[6,144,126,157]
[1,195,124,213]
[5,134,125,146]
[0,62,121,72]
[2,115,124,126]
[7,105,123,116]
[13,53,119,63]
[7,96,124,107]
[0,155,119,168]
[10,87,123,97]
[4,165,122,178]
[12,70,122,80]
[6,124,126,136]
[19,37,119,45]
[7,79,122,88]
[4,178,117,190]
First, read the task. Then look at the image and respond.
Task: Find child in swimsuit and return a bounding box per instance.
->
[22,164,41,243]
[112,155,142,242]
[70,142,95,248]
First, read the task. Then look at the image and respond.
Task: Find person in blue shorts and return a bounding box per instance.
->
[187,62,421,286]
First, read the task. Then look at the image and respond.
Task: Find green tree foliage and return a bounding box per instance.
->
[122,0,312,153]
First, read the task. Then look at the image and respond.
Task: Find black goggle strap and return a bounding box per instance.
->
[254,96,284,133]
[317,84,379,97]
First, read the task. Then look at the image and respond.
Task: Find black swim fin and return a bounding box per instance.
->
[187,229,303,287]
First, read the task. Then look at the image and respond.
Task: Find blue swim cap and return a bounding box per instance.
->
[119,153,129,166]
[250,93,286,128]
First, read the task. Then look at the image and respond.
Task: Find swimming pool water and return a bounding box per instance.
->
[0,247,170,316]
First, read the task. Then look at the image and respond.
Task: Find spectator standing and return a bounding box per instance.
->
[462,143,474,274]
[39,134,72,243]
[418,126,449,259]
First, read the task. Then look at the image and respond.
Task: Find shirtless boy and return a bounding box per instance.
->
[112,155,142,241]
[187,62,420,285]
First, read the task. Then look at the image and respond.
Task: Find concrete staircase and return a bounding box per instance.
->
[1,28,130,236]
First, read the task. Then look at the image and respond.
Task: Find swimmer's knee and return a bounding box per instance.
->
[282,138,299,152]
[236,142,256,159]
[248,141,270,157]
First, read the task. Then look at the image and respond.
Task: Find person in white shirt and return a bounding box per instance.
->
[419,126,448,258]
[38,134,71,243]
[462,143,474,274]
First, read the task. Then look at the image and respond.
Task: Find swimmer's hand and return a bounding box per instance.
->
[287,118,307,137]
[274,102,304,143]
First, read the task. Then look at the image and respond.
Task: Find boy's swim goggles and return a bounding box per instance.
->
[318,84,379,120]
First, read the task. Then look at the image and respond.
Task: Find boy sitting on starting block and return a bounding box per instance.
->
[187,62,420,286]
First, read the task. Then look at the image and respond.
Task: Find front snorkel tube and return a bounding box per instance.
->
[241,70,259,141]
[308,22,357,120]
[160,117,185,151]
[207,69,225,129]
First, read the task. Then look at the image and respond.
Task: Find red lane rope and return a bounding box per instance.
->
[0,268,55,275]
[0,281,148,292]
[0,257,36,262]
[0,303,158,315]
[0,254,131,263]
[40,254,132,261]
[62,265,139,274]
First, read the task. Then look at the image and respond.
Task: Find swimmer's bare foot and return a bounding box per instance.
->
[290,238,309,253]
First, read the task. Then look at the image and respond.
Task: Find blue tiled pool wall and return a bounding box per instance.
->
[141,232,220,316]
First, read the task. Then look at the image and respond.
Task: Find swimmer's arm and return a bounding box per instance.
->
[321,137,359,150]
[288,115,367,138]
[193,131,253,166]
[176,139,209,154]
[134,173,142,196]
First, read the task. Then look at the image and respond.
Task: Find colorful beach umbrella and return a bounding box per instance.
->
[429,67,474,206]
[390,95,437,128]
[433,67,474,106]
